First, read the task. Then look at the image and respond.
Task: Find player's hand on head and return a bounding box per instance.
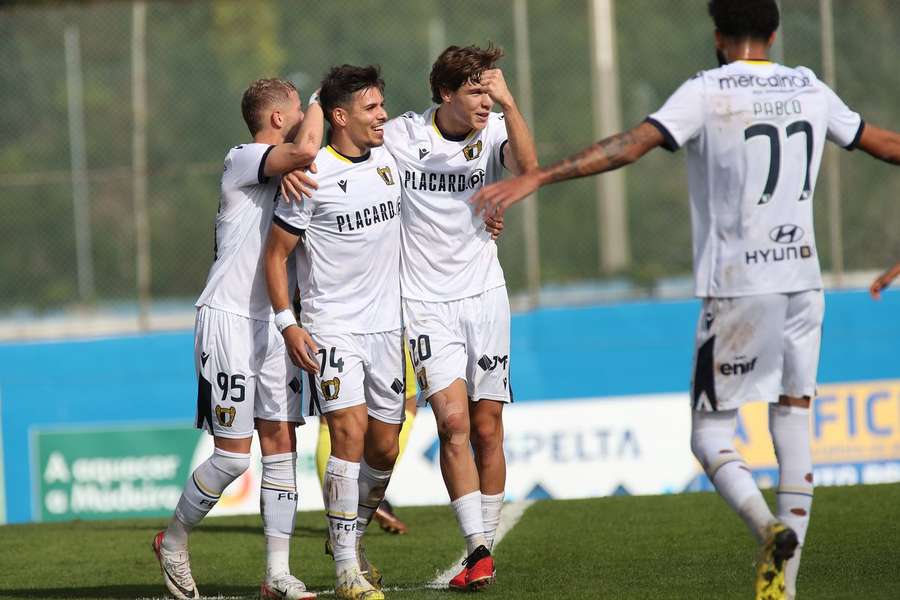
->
[283,326,320,373]
[485,213,504,240]
[480,69,513,107]
[280,168,319,203]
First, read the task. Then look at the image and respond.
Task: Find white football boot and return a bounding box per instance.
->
[151,531,199,600]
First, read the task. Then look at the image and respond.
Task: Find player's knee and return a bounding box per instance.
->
[471,417,502,451]
[211,447,251,479]
[438,410,470,448]
[690,429,738,474]
[366,435,399,467]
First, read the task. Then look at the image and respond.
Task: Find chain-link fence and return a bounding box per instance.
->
[2,0,900,329]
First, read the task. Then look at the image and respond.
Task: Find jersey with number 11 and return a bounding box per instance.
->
[647,60,864,298]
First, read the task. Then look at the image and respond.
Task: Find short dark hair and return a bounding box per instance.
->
[241,78,297,135]
[708,0,779,41]
[319,64,385,127]
[429,44,504,104]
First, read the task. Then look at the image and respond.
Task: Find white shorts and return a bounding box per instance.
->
[304,329,406,425]
[194,305,304,439]
[691,290,824,412]
[403,285,512,404]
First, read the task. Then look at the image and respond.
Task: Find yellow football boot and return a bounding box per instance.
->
[335,566,384,600]
[755,522,799,600]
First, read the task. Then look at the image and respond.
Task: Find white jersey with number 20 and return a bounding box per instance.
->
[647,61,863,298]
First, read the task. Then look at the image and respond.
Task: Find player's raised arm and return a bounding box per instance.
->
[264,221,319,373]
[472,120,664,217]
[263,91,325,178]
[870,261,900,299]
[480,69,538,175]
[856,124,900,165]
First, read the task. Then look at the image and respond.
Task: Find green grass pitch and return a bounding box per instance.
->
[1,484,898,599]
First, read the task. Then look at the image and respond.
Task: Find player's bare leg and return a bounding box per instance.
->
[257,420,315,600]
[324,405,384,600]
[470,398,505,550]
[373,395,417,534]
[430,379,494,591]
[768,395,813,600]
[154,435,251,600]
[353,418,401,588]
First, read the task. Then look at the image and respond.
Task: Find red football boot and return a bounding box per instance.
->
[449,545,494,591]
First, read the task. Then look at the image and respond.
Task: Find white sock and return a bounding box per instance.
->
[324,456,361,571]
[356,460,393,539]
[481,492,504,550]
[451,490,487,554]
[260,452,298,578]
[164,447,250,552]
[770,404,814,599]
[691,410,774,542]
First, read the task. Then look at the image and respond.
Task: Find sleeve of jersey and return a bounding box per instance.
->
[227,143,276,187]
[645,76,705,152]
[489,113,510,170]
[273,196,312,236]
[821,82,864,150]
[382,117,405,152]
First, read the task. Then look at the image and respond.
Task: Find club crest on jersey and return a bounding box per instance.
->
[462,140,483,161]
[321,377,341,401]
[377,166,395,186]
[215,405,236,427]
[416,368,429,391]
[338,180,348,193]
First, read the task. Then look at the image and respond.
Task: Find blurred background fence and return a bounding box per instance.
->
[2,0,900,334]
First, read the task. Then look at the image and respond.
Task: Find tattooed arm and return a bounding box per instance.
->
[471,121,664,216]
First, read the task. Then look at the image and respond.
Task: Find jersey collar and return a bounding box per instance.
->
[326,144,370,163]
[431,108,474,142]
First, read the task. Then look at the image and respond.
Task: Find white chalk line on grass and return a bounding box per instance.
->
[427,499,536,589]
[135,500,535,598]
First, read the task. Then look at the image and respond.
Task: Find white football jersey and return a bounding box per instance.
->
[196,143,288,321]
[384,107,508,302]
[647,60,863,298]
[274,144,402,334]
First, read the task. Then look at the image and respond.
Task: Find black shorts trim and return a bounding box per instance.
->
[273,215,304,236]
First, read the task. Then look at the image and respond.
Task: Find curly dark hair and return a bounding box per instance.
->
[319,64,385,126]
[708,0,779,41]
[429,43,504,104]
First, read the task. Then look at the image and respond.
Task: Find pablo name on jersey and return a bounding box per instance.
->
[336,198,401,233]
[402,168,486,193]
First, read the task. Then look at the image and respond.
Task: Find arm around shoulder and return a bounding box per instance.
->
[264,101,325,177]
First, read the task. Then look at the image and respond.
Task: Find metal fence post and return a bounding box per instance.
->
[589,0,629,275]
[64,26,95,304]
[132,1,151,327]
[513,0,541,307]
[820,0,844,285]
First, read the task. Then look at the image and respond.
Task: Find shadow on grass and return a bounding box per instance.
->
[0,584,252,599]
[96,523,328,537]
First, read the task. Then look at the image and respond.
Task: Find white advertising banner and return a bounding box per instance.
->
[199,393,697,516]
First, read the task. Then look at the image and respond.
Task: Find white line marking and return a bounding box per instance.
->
[427,499,535,589]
